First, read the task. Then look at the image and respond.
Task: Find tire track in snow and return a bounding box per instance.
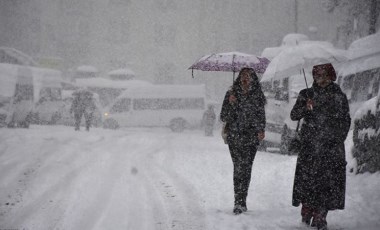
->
[0,135,110,228]
[135,136,206,230]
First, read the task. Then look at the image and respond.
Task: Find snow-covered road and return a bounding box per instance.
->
[0,126,379,230]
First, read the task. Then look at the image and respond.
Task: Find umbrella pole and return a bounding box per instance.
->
[302,68,309,88]
[192,69,194,78]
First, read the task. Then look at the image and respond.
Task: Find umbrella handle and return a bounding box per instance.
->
[192,68,194,78]
[302,68,309,89]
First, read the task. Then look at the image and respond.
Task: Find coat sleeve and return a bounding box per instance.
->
[332,93,351,143]
[290,89,311,121]
[256,103,266,132]
[220,90,236,123]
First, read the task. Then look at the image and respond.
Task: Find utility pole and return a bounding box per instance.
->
[369,0,379,34]
[294,0,298,33]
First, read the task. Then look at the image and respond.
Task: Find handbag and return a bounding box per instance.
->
[221,122,228,144]
[288,120,302,154]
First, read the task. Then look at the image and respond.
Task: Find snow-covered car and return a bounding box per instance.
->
[0,100,8,127]
[352,94,380,173]
[262,74,313,154]
[0,62,64,128]
[32,87,65,125]
[103,84,206,132]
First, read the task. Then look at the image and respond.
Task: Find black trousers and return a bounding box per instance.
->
[228,143,257,206]
[74,111,93,130]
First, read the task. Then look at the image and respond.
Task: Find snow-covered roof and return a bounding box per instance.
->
[337,33,380,77]
[118,84,206,99]
[281,33,309,46]
[261,34,310,60]
[108,68,135,76]
[75,77,152,89]
[261,42,347,82]
[76,65,98,73]
[348,32,380,59]
[338,54,380,77]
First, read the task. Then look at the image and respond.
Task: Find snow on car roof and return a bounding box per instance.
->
[108,68,135,76]
[117,84,206,99]
[281,33,309,46]
[76,65,98,73]
[338,33,380,77]
[75,78,152,89]
[348,32,380,60]
[338,54,380,77]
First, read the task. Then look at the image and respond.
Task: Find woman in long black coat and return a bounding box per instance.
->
[290,63,351,230]
[220,68,266,214]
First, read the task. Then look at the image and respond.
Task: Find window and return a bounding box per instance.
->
[111,98,131,113]
[351,69,376,102]
[133,98,205,110]
[274,78,289,102]
[370,68,380,97]
[39,87,62,102]
[14,84,33,101]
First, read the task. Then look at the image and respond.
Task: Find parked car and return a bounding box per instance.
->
[262,73,313,154]
[103,84,206,132]
[0,62,64,128]
[0,64,34,128]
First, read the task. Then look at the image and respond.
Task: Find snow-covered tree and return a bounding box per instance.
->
[322,0,380,47]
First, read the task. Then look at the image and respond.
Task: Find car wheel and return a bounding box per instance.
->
[169,118,186,132]
[103,118,119,129]
[50,112,61,125]
[280,124,291,155]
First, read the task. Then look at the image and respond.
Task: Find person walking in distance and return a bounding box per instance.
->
[70,90,96,131]
[220,68,266,214]
[202,104,216,136]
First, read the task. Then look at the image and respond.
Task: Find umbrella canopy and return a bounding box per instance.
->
[189,52,270,77]
[261,42,348,83]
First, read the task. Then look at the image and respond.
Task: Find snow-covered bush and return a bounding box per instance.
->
[352,96,380,173]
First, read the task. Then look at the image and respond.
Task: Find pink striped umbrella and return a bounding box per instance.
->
[189,52,270,78]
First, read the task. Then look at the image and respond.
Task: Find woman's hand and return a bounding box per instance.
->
[258,131,265,141]
[229,94,237,104]
[306,99,314,110]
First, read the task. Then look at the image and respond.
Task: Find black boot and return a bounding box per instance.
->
[233,194,244,215]
[241,196,247,212]
[313,209,328,230]
[233,205,243,215]
[301,204,314,226]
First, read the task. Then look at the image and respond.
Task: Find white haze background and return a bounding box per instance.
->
[1,0,380,230]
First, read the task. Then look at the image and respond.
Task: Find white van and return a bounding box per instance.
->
[262,73,313,153]
[0,63,63,127]
[0,64,34,127]
[102,84,206,132]
[337,32,380,118]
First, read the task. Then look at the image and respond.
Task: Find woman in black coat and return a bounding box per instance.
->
[220,68,266,214]
[290,63,351,230]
